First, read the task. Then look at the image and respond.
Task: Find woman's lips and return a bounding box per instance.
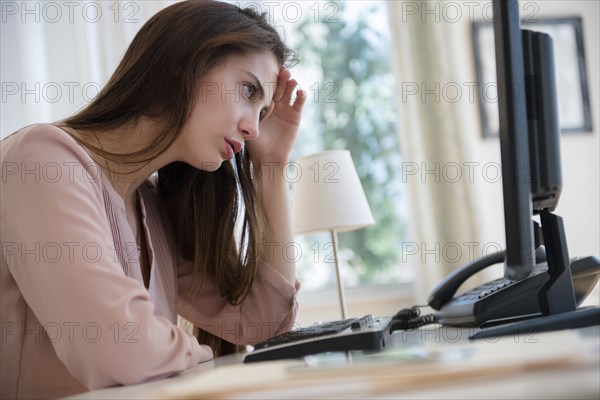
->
[224,139,242,159]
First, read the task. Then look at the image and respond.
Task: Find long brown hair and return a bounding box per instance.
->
[61,0,296,354]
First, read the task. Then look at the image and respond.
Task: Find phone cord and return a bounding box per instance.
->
[389,306,438,332]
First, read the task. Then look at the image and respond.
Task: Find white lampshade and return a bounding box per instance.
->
[291,150,375,235]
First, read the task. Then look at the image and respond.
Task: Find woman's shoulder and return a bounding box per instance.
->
[2,123,81,148]
[0,123,107,198]
[1,123,93,165]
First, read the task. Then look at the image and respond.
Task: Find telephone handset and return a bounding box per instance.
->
[428,247,600,327]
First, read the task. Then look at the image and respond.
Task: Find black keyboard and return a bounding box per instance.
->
[243,315,393,363]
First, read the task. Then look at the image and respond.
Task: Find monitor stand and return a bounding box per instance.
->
[470,210,600,340]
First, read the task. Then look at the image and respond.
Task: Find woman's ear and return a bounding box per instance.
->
[261,102,276,122]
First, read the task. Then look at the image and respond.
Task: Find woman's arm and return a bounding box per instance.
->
[1,125,212,389]
[254,162,296,285]
[177,70,305,345]
[248,68,306,284]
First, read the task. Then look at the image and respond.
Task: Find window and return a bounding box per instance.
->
[1,0,416,299]
[235,1,414,292]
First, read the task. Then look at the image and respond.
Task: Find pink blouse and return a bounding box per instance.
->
[0,124,298,399]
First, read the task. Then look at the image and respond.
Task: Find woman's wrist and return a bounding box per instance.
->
[253,159,291,185]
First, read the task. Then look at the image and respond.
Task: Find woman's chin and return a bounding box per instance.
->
[200,161,223,171]
[186,158,223,172]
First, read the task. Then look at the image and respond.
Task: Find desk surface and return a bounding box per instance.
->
[69,324,600,399]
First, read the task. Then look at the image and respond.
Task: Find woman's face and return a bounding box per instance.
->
[174,51,279,171]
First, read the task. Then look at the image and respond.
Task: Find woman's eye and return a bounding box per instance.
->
[243,84,258,101]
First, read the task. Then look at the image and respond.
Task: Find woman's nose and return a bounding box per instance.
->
[239,114,259,140]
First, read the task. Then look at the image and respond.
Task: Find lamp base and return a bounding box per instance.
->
[331,229,348,319]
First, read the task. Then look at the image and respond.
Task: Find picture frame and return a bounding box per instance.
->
[471,17,593,138]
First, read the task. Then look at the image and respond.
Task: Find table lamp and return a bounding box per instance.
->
[291,150,375,319]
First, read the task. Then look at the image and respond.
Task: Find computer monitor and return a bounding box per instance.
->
[489,0,599,331]
[493,0,553,281]
[429,0,598,331]
[522,29,563,213]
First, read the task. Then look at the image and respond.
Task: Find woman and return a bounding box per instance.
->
[0,0,305,398]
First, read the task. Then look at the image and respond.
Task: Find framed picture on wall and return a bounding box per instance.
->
[472,16,593,138]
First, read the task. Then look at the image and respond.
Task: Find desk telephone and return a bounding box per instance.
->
[428,247,600,327]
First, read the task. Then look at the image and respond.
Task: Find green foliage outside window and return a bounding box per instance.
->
[230,0,411,289]
[286,1,411,288]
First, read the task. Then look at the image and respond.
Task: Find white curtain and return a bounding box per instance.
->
[387,1,492,301]
[1,1,171,138]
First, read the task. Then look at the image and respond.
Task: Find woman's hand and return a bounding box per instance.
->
[246,68,305,167]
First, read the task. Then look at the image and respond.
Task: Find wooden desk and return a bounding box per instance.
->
[69,325,600,399]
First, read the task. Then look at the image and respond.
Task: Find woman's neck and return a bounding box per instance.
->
[78,118,176,208]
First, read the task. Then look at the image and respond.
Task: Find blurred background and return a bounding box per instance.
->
[2,1,598,324]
